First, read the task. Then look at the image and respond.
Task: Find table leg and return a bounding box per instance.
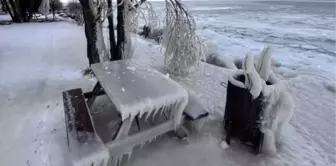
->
[109,117,133,166]
[87,82,103,108]
[114,117,132,140]
[163,111,189,140]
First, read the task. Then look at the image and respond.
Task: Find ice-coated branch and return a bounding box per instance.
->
[162,0,205,76]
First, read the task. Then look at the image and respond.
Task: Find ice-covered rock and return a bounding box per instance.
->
[206,53,237,70]
[202,40,219,60]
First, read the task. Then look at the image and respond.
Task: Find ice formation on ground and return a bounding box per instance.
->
[260,80,295,156]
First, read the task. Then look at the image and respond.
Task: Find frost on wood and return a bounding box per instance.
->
[90,60,189,165]
[229,70,247,89]
[87,60,190,166]
[38,0,50,16]
[162,0,205,76]
[92,60,188,128]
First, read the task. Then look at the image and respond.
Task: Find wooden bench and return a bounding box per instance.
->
[182,91,209,132]
[183,93,209,121]
[63,88,110,166]
[63,88,96,144]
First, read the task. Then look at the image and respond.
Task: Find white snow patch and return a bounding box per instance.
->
[219,140,230,150]
[126,66,136,71]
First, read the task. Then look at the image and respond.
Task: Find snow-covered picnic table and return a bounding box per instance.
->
[88,60,189,164]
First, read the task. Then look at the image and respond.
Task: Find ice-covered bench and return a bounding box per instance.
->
[183,91,209,121]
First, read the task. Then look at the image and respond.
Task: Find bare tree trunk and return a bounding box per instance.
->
[116,0,125,60]
[1,0,15,20]
[79,0,100,65]
[7,0,23,22]
[51,0,55,20]
[107,0,118,61]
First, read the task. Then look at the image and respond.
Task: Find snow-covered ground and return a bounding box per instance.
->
[0,0,335,165]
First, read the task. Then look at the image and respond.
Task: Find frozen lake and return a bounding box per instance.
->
[150,0,336,164]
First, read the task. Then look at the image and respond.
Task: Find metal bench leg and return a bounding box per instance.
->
[110,117,133,166]
[87,82,103,108]
[163,111,189,140]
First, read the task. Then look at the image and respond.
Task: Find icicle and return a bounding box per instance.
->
[160,105,165,116]
[139,108,145,119]
[145,107,153,121]
[126,150,133,163]
[152,107,161,121]
[140,142,145,149]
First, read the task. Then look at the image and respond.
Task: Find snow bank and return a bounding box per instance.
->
[201,40,237,70]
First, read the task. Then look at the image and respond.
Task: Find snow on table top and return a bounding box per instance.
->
[91,60,188,123]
